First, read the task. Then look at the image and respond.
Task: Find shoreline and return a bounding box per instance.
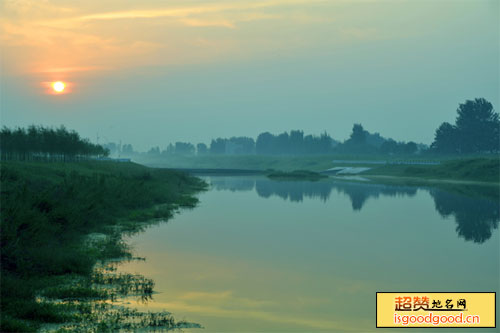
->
[0,161,207,332]
[360,175,499,187]
[141,156,499,184]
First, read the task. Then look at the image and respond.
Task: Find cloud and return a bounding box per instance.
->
[36,66,108,73]
[0,0,332,75]
[73,1,323,23]
[2,0,75,19]
[179,18,236,29]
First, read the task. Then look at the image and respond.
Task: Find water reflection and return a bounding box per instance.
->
[120,175,499,332]
[430,188,500,243]
[209,176,499,244]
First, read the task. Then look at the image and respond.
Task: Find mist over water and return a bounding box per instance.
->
[2,0,499,331]
[119,177,499,332]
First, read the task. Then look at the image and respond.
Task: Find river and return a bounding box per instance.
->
[118,176,499,332]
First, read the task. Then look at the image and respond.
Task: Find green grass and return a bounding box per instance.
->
[137,154,499,183]
[140,154,339,171]
[362,158,499,183]
[0,161,206,331]
[137,154,405,172]
[267,170,327,181]
[136,153,499,177]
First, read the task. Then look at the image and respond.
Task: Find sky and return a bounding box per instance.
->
[1,0,498,150]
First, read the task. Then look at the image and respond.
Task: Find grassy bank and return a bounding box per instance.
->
[362,158,499,183]
[140,154,339,171]
[267,170,327,181]
[138,155,499,183]
[139,153,494,168]
[139,154,439,172]
[0,161,206,332]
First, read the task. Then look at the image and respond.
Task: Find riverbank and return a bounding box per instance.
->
[141,155,499,184]
[360,158,499,184]
[0,161,206,331]
[142,154,338,171]
[267,170,327,181]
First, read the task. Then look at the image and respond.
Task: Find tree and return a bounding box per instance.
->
[122,144,134,155]
[431,122,458,153]
[174,142,195,155]
[455,98,499,153]
[103,142,119,155]
[289,130,304,154]
[256,132,274,154]
[431,98,499,154]
[197,143,208,155]
[380,139,398,154]
[350,124,366,145]
[338,123,375,154]
[0,125,108,161]
[210,138,226,154]
[404,141,418,154]
[147,146,160,155]
[163,143,175,155]
[226,137,255,154]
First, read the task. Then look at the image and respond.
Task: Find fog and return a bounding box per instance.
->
[1,0,498,151]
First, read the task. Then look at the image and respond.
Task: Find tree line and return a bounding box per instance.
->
[133,124,423,157]
[431,98,499,154]
[130,126,420,157]
[0,125,109,161]
[107,97,499,157]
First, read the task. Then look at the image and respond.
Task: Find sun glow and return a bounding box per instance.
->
[42,80,72,95]
[52,81,65,92]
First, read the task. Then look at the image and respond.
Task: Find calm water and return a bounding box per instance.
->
[119,176,499,332]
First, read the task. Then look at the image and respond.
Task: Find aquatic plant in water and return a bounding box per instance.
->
[38,262,202,332]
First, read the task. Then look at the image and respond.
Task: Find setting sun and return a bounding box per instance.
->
[52,81,65,92]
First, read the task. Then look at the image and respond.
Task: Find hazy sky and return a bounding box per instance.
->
[1,0,498,150]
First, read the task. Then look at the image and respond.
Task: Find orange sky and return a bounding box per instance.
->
[1,0,498,149]
[2,0,335,76]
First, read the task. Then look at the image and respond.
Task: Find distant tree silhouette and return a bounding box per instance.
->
[0,125,108,161]
[256,132,274,154]
[365,132,386,148]
[103,142,119,155]
[210,138,226,154]
[431,98,499,154]
[226,137,255,154]
[338,124,378,154]
[174,142,195,155]
[276,132,290,154]
[380,139,398,154]
[147,146,160,155]
[455,98,499,153]
[135,125,428,157]
[122,144,134,155]
[255,130,335,155]
[380,139,418,155]
[289,130,304,153]
[197,143,208,155]
[350,124,367,144]
[404,142,418,154]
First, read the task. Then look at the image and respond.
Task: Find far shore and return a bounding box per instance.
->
[354,175,498,187]
[142,156,499,185]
